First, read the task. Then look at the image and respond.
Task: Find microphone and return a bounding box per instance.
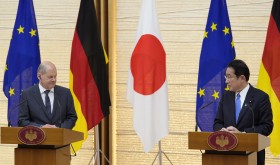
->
[195,101,214,131]
[56,94,62,128]
[245,100,254,129]
[9,98,28,127]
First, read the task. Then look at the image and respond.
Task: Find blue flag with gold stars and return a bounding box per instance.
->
[196,0,236,131]
[3,0,41,127]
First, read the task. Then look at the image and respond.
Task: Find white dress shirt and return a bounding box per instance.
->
[39,83,54,113]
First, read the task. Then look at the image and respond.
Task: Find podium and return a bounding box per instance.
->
[188,132,270,165]
[0,127,83,165]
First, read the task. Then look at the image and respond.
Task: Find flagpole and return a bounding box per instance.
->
[88,125,110,165]
[94,125,100,165]
[158,141,162,165]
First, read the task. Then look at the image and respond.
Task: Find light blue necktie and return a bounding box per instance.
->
[235,93,241,123]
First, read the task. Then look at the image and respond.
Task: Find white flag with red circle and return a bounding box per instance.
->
[127,0,169,152]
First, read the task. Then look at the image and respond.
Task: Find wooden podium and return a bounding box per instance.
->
[188,132,270,165]
[0,127,83,165]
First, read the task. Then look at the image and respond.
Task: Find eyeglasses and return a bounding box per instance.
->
[224,75,236,80]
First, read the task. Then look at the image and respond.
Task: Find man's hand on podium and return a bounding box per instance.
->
[220,126,241,133]
[41,124,57,128]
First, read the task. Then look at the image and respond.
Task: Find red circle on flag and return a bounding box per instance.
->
[131,34,166,95]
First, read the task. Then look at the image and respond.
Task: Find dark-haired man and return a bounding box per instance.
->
[214,59,273,165]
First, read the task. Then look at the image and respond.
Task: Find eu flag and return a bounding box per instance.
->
[196,0,236,131]
[3,0,41,127]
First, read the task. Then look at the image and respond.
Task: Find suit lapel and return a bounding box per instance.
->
[229,92,237,126]
[32,85,52,120]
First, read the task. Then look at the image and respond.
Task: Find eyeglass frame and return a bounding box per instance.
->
[224,75,239,80]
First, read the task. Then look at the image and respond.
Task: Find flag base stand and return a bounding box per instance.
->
[151,141,173,165]
[88,125,111,165]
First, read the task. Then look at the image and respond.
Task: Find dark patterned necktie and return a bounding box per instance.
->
[44,90,51,116]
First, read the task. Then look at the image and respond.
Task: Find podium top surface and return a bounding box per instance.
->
[188,132,270,152]
[0,127,83,146]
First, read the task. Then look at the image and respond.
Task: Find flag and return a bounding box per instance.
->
[127,0,169,152]
[3,0,41,127]
[70,0,111,151]
[257,0,280,156]
[196,0,236,131]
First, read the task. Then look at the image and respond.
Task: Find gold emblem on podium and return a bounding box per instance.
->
[25,129,37,141]
[215,135,229,147]
[18,126,45,145]
[207,131,238,151]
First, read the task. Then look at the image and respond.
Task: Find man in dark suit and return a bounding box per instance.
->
[18,61,77,129]
[213,59,273,165]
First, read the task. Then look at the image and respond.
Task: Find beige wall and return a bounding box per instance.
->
[0,0,279,164]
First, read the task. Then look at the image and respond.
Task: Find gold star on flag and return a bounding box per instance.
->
[103,46,109,64]
[204,31,208,38]
[29,29,37,37]
[225,85,230,91]
[231,40,235,48]
[17,25,24,34]
[223,26,230,35]
[210,22,217,32]
[212,90,219,100]
[197,88,205,97]
[9,88,15,96]
[4,64,8,71]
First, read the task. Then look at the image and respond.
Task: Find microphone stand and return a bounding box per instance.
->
[247,101,255,130]
[195,101,214,132]
[9,98,28,127]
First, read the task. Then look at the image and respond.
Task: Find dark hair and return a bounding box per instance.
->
[227,59,250,81]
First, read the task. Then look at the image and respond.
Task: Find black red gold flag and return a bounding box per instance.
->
[70,0,111,151]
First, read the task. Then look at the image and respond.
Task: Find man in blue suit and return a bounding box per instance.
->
[214,59,273,165]
[18,61,77,129]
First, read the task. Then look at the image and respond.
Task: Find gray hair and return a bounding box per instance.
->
[37,61,56,74]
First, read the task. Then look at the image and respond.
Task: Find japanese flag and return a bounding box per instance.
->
[127,0,169,153]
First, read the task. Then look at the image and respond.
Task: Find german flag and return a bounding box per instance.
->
[69,0,111,151]
[257,0,280,156]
